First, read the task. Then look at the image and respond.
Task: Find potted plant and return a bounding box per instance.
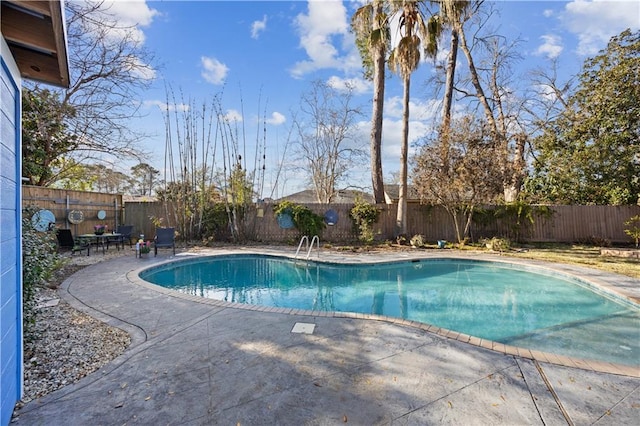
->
[136,239,151,257]
[94,224,107,235]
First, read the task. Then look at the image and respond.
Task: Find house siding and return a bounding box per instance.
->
[0,36,22,426]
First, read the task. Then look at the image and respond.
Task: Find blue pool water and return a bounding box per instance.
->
[140,255,640,367]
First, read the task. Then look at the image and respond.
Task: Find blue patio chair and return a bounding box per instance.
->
[154,227,175,256]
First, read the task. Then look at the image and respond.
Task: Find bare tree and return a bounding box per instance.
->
[161,90,219,241]
[293,80,365,204]
[439,5,529,201]
[64,1,155,155]
[413,115,502,243]
[22,1,156,186]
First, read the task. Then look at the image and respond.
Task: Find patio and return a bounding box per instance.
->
[12,247,640,425]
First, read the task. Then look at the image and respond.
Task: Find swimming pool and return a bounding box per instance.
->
[139,254,640,367]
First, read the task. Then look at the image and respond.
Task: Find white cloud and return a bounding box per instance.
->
[94,0,159,44]
[290,0,358,77]
[384,96,441,123]
[535,34,564,59]
[76,1,159,79]
[375,96,440,174]
[543,9,554,18]
[124,55,156,80]
[251,15,267,39]
[102,0,158,26]
[224,109,243,122]
[533,83,560,103]
[266,111,286,125]
[326,76,371,95]
[201,56,229,85]
[380,118,433,167]
[143,100,189,112]
[562,0,640,55]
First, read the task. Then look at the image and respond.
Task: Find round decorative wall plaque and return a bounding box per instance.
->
[31,209,56,231]
[68,210,84,224]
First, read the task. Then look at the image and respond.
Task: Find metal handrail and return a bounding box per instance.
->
[294,235,320,262]
[307,235,320,260]
[294,235,309,260]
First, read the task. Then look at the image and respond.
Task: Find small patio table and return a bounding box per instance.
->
[77,233,122,255]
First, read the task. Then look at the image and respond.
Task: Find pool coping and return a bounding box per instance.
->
[126,247,640,378]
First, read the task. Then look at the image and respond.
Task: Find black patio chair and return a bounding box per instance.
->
[116,225,134,247]
[106,225,133,250]
[154,227,175,256]
[56,229,90,256]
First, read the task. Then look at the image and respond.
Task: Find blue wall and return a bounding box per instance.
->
[0,48,22,426]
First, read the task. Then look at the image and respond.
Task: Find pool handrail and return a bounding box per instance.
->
[295,235,320,262]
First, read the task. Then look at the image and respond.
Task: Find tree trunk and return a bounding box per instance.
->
[440,28,459,173]
[396,76,411,236]
[371,37,386,204]
[504,133,527,202]
[457,25,498,135]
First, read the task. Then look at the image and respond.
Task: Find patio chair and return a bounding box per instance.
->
[56,229,90,256]
[154,227,175,256]
[107,225,133,249]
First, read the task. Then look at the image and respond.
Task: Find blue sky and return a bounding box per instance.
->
[98,0,640,198]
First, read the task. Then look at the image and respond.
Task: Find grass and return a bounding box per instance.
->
[494,243,639,279]
[334,241,640,279]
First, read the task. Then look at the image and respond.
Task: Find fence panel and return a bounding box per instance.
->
[120,201,640,245]
[22,186,123,236]
[122,202,176,240]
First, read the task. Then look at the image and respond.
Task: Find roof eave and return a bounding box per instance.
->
[1,0,70,88]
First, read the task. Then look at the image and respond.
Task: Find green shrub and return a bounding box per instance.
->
[202,202,231,241]
[22,207,63,336]
[624,215,640,248]
[273,201,325,237]
[349,198,380,244]
[490,202,554,243]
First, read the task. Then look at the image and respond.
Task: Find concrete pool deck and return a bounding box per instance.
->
[12,247,640,425]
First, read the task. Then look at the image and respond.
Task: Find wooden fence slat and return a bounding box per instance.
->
[120,201,640,245]
[22,186,639,244]
[22,186,123,236]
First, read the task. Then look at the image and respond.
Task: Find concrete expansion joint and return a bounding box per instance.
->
[534,360,574,426]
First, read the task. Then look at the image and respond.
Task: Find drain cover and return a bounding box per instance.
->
[291,322,316,334]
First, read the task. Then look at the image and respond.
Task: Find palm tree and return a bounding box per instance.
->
[388,0,438,236]
[352,1,391,204]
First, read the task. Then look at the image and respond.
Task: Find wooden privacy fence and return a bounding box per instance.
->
[22,186,123,236]
[121,202,175,240]
[123,201,640,245]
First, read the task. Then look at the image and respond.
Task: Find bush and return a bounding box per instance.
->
[577,235,612,248]
[22,207,63,336]
[624,215,640,248]
[410,234,425,248]
[482,237,511,252]
[202,202,231,241]
[349,198,380,244]
[488,202,554,243]
[273,201,325,238]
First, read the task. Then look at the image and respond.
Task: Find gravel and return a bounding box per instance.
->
[13,250,132,412]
